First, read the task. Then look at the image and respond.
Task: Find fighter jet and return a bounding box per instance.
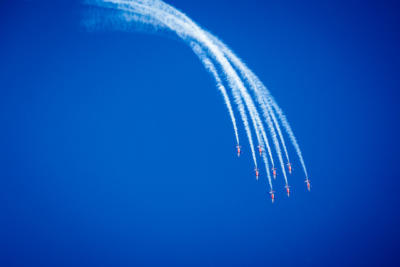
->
[285,185,290,197]
[272,168,277,179]
[257,145,262,156]
[269,190,275,203]
[255,168,260,180]
[287,162,292,174]
[236,145,241,157]
[305,178,311,192]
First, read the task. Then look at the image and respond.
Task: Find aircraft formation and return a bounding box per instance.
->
[236,146,310,203]
[85,0,311,204]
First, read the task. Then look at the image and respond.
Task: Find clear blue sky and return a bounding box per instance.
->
[0,0,399,266]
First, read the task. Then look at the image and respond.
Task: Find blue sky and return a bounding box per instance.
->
[0,0,399,266]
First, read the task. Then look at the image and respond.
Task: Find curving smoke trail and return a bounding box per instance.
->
[131,3,289,177]
[268,97,309,178]
[205,34,290,184]
[86,0,263,168]
[84,0,310,196]
[248,70,309,179]
[205,34,309,181]
[118,0,287,184]
[190,42,240,147]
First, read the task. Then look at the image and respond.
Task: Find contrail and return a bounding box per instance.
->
[190,42,240,146]
[204,34,290,184]
[132,1,277,174]
[84,0,310,198]
[138,0,287,177]
[268,96,309,178]
[129,0,275,176]
[203,34,310,182]
[126,2,288,183]
[190,41,282,188]
[248,70,309,179]
[87,0,277,183]
[262,153,273,189]
[87,0,263,168]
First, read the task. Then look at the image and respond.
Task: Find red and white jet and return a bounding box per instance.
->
[269,190,275,203]
[255,168,260,180]
[305,178,311,191]
[257,145,262,156]
[236,145,241,157]
[285,185,290,197]
[272,168,277,179]
[287,162,292,174]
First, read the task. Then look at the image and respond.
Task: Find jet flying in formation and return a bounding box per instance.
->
[235,148,311,202]
[270,190,275,203]
[236,145,241,157]
[272,168,277,179]
[305,178,311,191]
[257,145,262,156]
[287,162,292,174]
[285,185,290,197]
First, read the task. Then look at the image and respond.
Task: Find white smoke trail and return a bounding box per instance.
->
[190,42,240,146]
[85,0,309,190]
[203,35,291,184]
[203,35,290,170]
[256,113,275,168]
[268,97,309,178]
[262,153,272,189]
[88,0,265,168]
[269,104,290,162]
[200,29,308,179]
[126,2,288,183]
[132,0,278,178]
[127,0,279,165]
[190,43,273,188]
[138,0,289,181]
[247,70,309,179]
